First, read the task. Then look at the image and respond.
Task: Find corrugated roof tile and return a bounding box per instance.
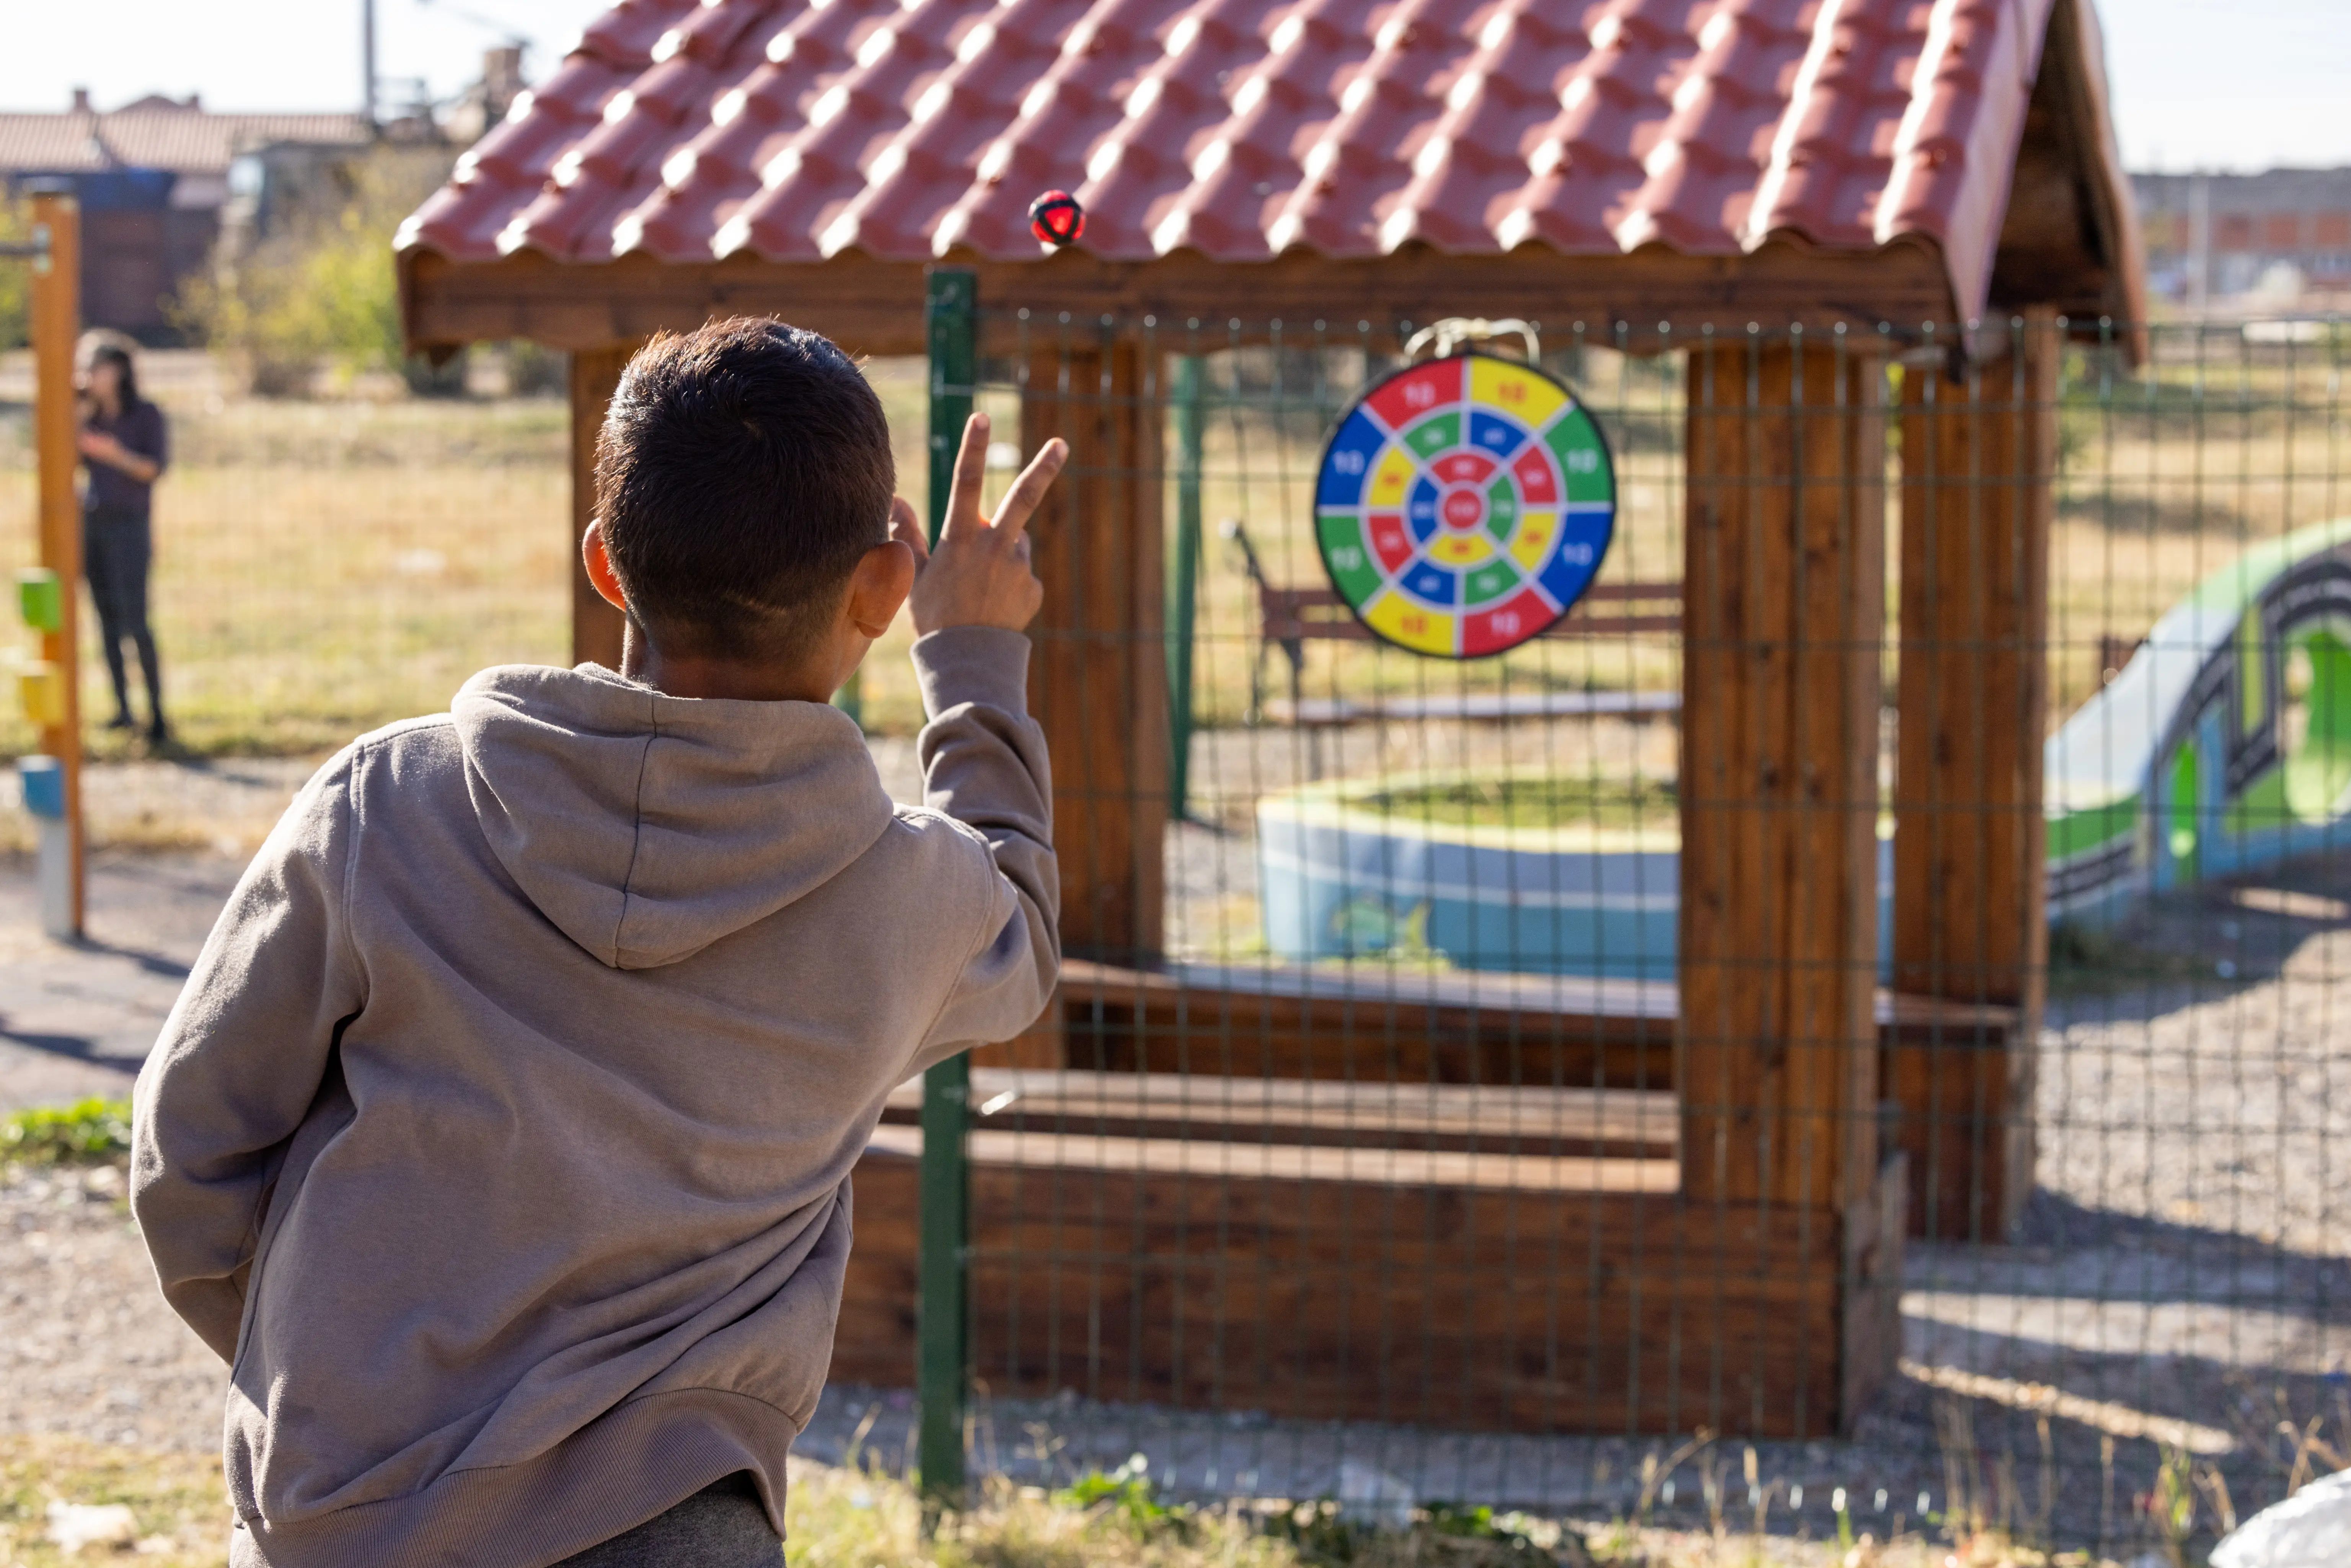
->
[400,0,2117,323]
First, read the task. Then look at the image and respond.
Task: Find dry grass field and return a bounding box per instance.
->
[2,331,2344,766]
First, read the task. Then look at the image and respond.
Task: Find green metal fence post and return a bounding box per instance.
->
[916,265,977,1509]
[1168,354,1205,817]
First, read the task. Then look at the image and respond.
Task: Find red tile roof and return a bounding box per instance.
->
[0,106,370,176]
[398,0,2129,325]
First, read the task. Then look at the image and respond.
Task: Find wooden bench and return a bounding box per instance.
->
[991,960,2025,1243]
[1221,519,1683,725]
[880,1067,1683,1168]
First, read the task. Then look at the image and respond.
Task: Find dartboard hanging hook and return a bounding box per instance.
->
[1404,317,1541,365]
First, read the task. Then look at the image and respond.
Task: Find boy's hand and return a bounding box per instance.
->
[895,412,1066,635]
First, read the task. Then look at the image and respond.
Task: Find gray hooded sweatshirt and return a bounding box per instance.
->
[129,627,1056,1568]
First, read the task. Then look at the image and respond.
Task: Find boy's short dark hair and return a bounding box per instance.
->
[595,318,894,660]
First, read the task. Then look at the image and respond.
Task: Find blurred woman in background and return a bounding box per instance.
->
[77,334,170,745]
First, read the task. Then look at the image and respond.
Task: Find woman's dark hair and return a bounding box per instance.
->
[91,343,142,411]
[594,318,895,661]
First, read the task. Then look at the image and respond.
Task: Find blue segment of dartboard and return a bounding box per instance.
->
[1317,409,1387,508]
[1402,561,1458,605]
[1538,546,1598,610]
[1468,409,1529,458]
[1407,476,1441,540]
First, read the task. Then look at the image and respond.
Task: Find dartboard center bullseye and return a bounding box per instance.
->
[1440,488,1485,531]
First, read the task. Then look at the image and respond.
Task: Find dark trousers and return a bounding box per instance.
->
[549,1473,779,1566]
[83,506,163,727]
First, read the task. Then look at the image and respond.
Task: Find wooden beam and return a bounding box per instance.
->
[402,240,1959,359]
[1679,335,1887,1214]
[1887,308,2055,1240]
[567,344,631,670]
[1019,336,1168,963]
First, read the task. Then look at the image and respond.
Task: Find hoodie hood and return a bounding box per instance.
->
[452,663,895,970]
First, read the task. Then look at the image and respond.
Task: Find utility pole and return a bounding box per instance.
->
[2189,170,2211,317]
[362,0,379,130]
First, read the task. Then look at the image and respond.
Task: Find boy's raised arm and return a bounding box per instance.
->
[893,417,1065,1066]
[130,759,366,1361]
[907,626,1058,1064]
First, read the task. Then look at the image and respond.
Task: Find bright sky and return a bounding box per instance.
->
[0,0,2346,175]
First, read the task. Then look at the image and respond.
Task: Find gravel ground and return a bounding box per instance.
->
[0,1165,222,1454]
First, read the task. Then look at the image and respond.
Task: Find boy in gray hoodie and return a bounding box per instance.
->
[130,318,1067,1567]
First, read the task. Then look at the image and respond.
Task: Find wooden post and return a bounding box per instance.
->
[569,344,632,669]
[1679,331,1885,1214]
[31,188,83,938]
[1021,332,1167,965]
[1888,311,2056,1240]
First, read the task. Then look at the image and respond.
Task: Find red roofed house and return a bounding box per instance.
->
[400,0,2145,1440]
[1,91,370,339]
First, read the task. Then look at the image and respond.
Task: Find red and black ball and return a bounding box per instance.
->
[1028,189,1085,248]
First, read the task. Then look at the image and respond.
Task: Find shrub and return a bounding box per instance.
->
[179,147,457,395]
[0,196,30,352]
[3,1098,133,1164]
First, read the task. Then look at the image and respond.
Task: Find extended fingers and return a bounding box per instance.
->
[942,412,992,538]
[988,437,1068,541]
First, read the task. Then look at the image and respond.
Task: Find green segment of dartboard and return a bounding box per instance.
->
[1317,510,1384,603]
[1405,411,1460,460]
[1485,479,1518,536]
[1545,407,1614,504]
[1464,560,1518,605]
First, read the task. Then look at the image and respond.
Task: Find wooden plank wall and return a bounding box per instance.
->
[568,345,633,670]
[1019,338,1168,963]
[836,1144,1850,1439]
[1887,312,2056,1242]
[1679,339,1887,1214]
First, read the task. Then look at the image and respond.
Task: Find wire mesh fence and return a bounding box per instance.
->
[7,310,2351,1559]
[827,303,2351,1563]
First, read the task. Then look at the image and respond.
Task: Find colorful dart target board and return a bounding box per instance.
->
[1314,353,1615,657]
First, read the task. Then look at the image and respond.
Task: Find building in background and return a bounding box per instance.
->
[0,51,528,344]
[2135,168,2351,311]
[0,91,370,340]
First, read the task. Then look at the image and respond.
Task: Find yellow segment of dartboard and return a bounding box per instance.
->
[1428,532,1494,566]
[1367,446,1415,508]
[1364,590,1456,655]
[1470,358,1566,426]
[1511,512,1558,570]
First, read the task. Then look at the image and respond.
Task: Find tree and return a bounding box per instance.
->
[179,146,460,395]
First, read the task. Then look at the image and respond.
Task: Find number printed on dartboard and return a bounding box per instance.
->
[1314,351,1617,658]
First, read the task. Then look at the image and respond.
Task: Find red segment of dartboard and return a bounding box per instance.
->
[1364,357,1461,429]
[1368,514,1414,572]
[1511,447,1559,504]
[1433,451,1497,484]
[1462,588,1554,657]
[1440,488,1485,530]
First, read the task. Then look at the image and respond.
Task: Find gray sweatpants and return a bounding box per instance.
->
[551,1473,780,1566]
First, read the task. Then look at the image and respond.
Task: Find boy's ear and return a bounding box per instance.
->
[581,522,629,613]
[845,538,917,640]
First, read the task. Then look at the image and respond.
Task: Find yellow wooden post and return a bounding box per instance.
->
[31,186,83,939]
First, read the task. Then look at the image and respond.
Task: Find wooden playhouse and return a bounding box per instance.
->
[401,0,2147,1439]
